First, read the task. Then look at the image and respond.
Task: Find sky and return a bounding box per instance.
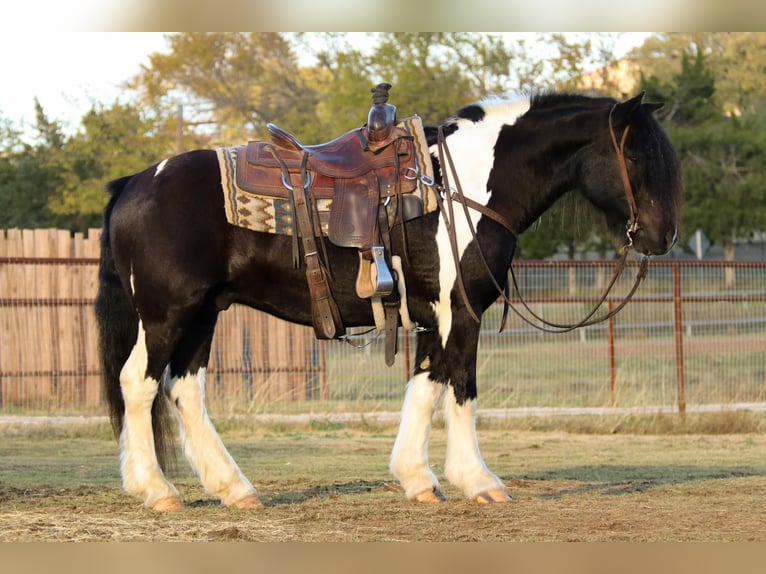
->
[0,32,652,139]
[0,32,169,136]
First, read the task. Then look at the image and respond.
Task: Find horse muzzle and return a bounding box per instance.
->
[632,224,677,256]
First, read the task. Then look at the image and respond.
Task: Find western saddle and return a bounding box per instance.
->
[235,83,428,364]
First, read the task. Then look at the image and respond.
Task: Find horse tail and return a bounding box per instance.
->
[95,175,175,472]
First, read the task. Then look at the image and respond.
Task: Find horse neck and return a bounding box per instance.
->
[486,110,605,234]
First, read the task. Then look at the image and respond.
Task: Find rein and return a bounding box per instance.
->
[432,103,649,333]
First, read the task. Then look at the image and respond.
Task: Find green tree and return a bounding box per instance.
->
[0,102,68,229]
[45,101,169,229]
[629,33,766,117]
[1,99,170,231]
[716,32,766,116]
[641,49,718,127]
[641,45,766,261]
[129,32,321,146]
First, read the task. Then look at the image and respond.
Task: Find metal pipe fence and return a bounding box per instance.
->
[1,229,764,416]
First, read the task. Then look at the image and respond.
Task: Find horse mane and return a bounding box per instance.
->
[424,92,619,146]
[528,92,617,112]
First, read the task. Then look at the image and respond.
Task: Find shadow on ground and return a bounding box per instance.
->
[509,464,766,497]
[186,480,393,508]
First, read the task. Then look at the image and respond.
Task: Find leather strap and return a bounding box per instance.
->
[433,110,649,333]
[289,152,344,339]
[608,104,640,243]
[383,300,399,367]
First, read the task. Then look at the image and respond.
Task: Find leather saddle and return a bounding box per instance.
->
[234,84,424,357]
[235,122,422,233]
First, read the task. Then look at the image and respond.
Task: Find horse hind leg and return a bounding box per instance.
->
[118,319,183,511]
[163,307,261,509]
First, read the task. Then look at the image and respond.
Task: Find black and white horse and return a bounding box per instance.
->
[96,92,681,510]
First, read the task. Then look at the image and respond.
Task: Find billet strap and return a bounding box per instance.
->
[289,152,344,339]
[383,300,399,367]
[267,144,301,267]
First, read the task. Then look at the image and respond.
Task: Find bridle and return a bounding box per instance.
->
[431,103,649,333]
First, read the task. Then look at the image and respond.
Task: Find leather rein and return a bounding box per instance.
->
[431,103,649,333]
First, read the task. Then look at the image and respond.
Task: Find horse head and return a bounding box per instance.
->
[582,92,682,256]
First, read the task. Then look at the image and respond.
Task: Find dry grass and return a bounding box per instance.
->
[1,416,766,541]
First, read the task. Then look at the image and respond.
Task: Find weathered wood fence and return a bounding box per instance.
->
[0,228,324,411]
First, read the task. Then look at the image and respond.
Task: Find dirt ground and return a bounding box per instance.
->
[1,419,765,542]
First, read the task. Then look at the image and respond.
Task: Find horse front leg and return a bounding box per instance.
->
[389,371,447,501]
[440,316,511,503]
[443,385,511,503]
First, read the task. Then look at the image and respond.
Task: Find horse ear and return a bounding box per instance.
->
[643,102,665,114]
[612,92,646,125]
[623,92,646,115]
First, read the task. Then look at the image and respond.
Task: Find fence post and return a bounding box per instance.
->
[607,300,617,407]
[672,263,686,415]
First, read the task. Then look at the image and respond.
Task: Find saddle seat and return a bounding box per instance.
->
[237,123,418,201]
[266,123,401,177]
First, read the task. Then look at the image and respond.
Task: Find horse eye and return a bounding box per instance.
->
[626,155,638,164]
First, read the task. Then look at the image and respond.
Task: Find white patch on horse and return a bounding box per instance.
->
[165,368,258,506]
[119,319,179,507]
[389,372,446,499]
[443,385,506,498]
[128,269,136,298]
[154,159,169,177]
[430,101,526,345]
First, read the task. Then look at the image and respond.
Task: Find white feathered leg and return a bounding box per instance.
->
[443,386,511,503]
[165,368,262,508]
[389,372,447,501]
[119,320,182,510]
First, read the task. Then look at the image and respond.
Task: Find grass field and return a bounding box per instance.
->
[1,413,765,541]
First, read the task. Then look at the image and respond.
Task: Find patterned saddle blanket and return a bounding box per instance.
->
[215,115,436,239]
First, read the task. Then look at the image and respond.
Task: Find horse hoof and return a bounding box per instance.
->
[475,489,512,504]
[150,496,184,511]
[230,494,264,509]
[413,488,448,503]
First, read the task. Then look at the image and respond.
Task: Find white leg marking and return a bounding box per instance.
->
[443,386,506,499]
[165,368,258,506]
[119,320,180,508]
[154,158,169,177]
[390,372,446,499]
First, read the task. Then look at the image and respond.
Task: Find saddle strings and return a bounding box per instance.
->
[433,103,649,333]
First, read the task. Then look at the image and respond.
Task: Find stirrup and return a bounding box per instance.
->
[356,246,394,299]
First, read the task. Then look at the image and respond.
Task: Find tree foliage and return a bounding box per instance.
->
[638,39,766,254]
[0,101,169,230]
[0,102,67,229]
[4,30,765,261]
[46,102,169,228]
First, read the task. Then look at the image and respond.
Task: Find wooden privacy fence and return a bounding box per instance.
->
[0,228,324,411]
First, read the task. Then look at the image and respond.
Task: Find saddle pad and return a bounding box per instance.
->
[216,115,437,236]
[217,145,330,234]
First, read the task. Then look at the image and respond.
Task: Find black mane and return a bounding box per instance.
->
[528,92,617,112]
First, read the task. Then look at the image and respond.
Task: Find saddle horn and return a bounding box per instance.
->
[367,83,397,143]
